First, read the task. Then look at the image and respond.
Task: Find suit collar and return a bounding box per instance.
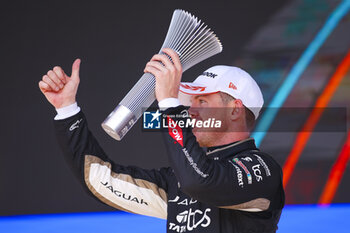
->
[206,138,258,159]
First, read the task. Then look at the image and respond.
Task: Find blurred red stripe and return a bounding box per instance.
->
[283,50,350,188]
[319,132,350,204]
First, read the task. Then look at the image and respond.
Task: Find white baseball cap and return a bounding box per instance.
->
[178,65,264,119]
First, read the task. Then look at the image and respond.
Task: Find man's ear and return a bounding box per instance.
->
[229,99,244,121]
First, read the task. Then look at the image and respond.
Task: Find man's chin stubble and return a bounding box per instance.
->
[193,131,211,147]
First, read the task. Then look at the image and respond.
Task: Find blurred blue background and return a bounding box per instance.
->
[1,204,350,233]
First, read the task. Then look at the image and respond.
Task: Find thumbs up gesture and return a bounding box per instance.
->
[39,59,81,109]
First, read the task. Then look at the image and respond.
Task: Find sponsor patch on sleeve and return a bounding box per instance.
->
[253,154,271,176]
[229,161,245,188]
[233,158,252,184]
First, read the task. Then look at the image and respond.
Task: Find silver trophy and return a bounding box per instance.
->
[102,9,223,140]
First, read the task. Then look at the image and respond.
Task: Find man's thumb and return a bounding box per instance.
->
[71,58,81,80]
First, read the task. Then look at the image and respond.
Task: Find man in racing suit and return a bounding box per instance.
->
[39,48,285,233]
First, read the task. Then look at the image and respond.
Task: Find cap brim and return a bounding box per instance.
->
[178,82,219,106]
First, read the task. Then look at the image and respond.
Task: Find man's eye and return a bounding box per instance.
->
[199,99,206,104]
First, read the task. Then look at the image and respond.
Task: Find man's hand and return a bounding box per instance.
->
[39,59,81,109]
[144,48,182,102]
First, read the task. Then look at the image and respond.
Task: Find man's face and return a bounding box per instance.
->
[188,93,232,147]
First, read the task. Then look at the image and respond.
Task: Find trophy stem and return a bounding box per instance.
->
[102,73,156,140]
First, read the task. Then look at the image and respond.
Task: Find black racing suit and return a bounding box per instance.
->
[54,105,285,233]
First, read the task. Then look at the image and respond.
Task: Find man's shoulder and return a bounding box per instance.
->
[252,150,282,169]
[231,150,282,173]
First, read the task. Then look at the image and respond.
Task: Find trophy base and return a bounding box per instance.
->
[101,104,137,141]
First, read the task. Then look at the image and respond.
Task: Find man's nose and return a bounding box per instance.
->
[189,106,199,118]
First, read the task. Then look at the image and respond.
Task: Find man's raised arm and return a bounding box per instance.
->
[39,60,170,219]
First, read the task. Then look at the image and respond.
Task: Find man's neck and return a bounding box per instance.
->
[206,131,250,147]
